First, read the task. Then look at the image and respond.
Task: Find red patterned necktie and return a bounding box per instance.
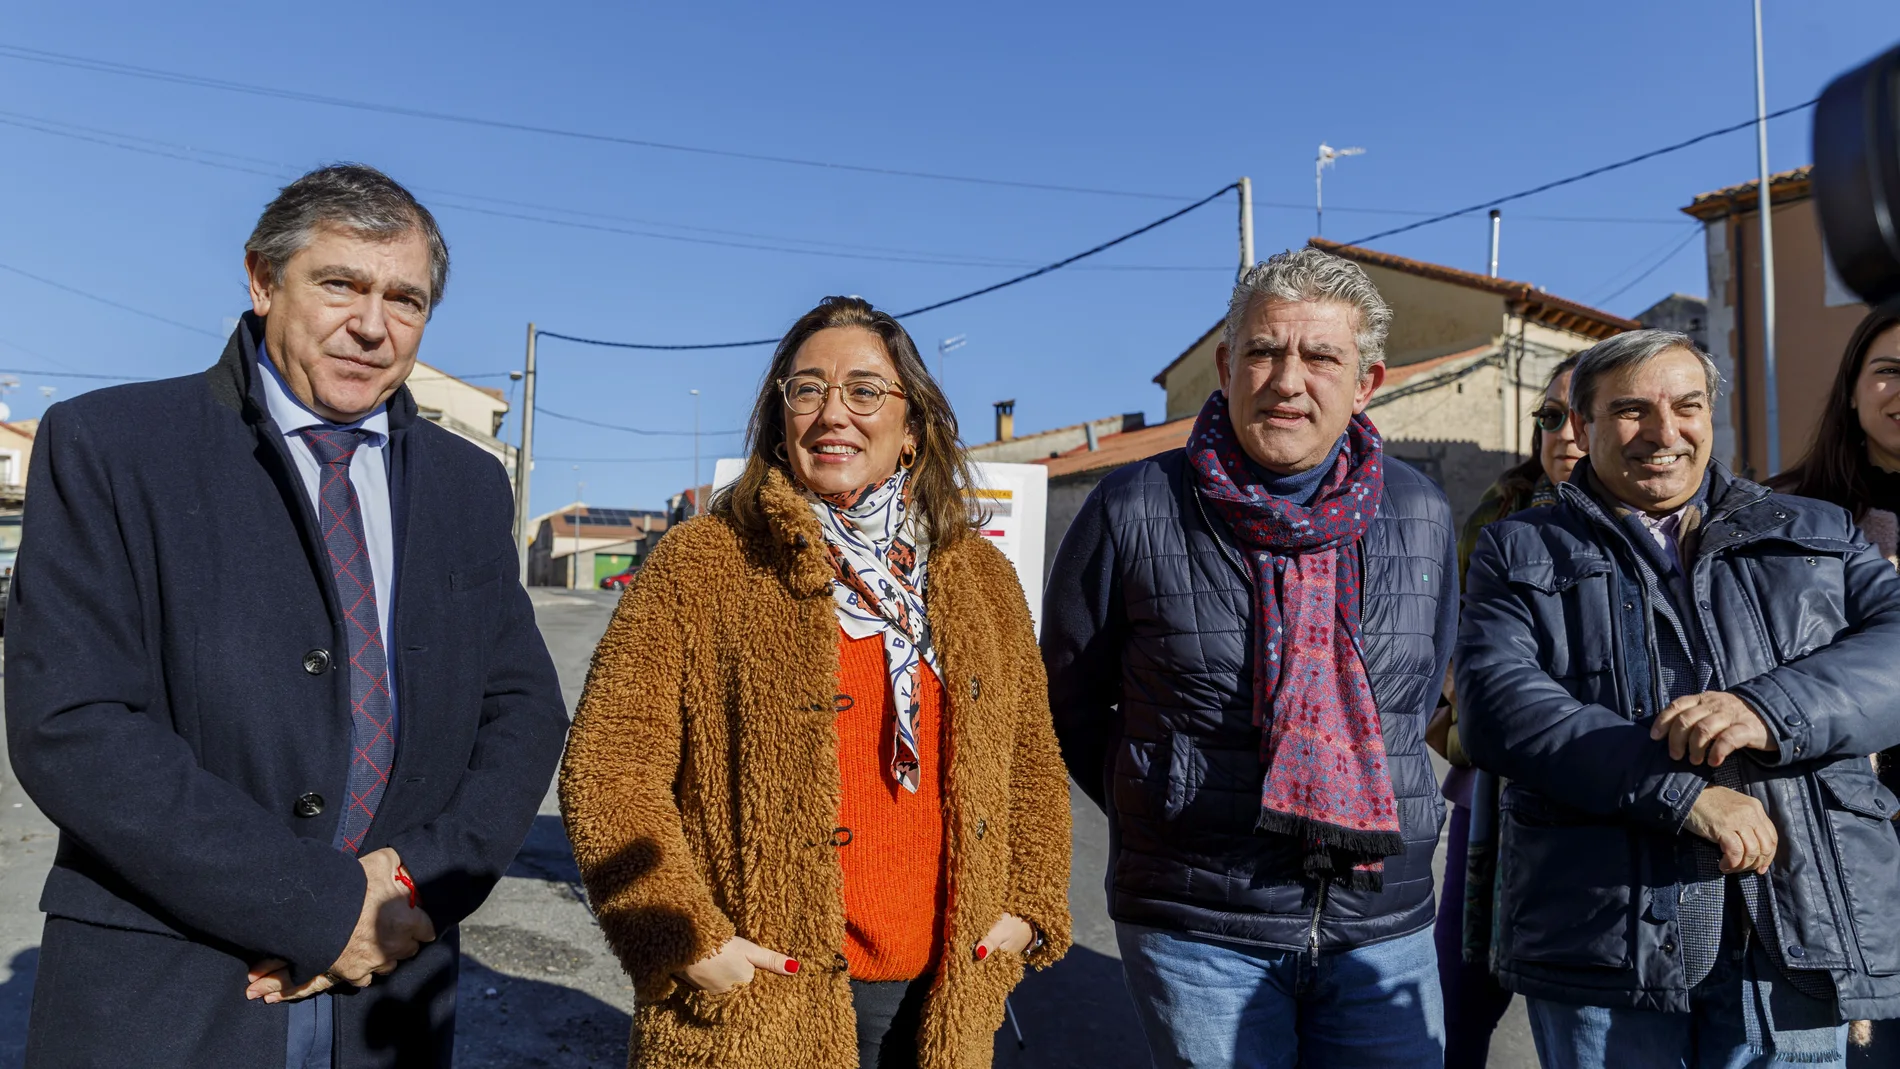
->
[298,427,393,855]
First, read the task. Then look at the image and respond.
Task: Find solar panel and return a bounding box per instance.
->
[568,507,664,527]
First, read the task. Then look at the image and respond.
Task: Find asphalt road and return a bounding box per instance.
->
[0,588,1538,1067]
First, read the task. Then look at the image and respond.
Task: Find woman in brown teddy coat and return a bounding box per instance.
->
[559,296,1072,1069]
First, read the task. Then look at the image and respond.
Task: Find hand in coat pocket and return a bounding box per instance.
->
[675,937,799,996]
[973,913,1035,961]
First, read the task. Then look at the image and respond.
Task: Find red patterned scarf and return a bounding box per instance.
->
[1187,391,1401,889]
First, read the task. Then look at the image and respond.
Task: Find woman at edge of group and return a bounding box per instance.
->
[1427,354,1582,1069]
[558,295,1073,1069]
[1769,300,1900,1060]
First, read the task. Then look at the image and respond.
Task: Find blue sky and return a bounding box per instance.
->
[2,2,1897,515]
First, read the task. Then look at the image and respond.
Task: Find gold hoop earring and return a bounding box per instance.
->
[774,441,790,463]
[898,443,918,470]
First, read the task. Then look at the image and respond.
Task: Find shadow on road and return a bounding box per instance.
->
[509,814,585,890]
[455,949,631,1069]
[996,944,1148,1068]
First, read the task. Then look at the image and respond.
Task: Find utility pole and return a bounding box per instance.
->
[690,389,701,516]
[1238,176,1255,278]
[1487,210,1502,278]
[513,322,538,584]
[1752,0,1782,474]
[571,471,583,589]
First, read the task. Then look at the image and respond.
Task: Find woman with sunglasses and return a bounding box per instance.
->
[559,296,1072,1068]
[1428,354,1582,1069]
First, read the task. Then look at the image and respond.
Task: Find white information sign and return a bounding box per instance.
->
[709,458,1049,632]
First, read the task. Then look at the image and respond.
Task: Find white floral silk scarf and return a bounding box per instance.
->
[804,470,937,793]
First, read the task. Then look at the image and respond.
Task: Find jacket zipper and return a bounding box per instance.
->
[1307,880,1329,971]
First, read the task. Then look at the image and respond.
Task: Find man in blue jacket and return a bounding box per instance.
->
[1457,329,1900,1067]
[1044,246,1457,1068]
[5,165,569,1067]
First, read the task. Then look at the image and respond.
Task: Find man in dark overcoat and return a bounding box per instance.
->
[5,164,569,1067]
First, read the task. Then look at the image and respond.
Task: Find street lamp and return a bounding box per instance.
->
[1315,143,1365,238]
[689,389,701,516]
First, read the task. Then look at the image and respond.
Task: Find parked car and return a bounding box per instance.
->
[599,565,639,591]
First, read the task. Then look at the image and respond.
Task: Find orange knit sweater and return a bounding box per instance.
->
[834,630,949,981]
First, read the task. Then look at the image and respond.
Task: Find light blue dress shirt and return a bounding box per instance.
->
[257,351,396,653]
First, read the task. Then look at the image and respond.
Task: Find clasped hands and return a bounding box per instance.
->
[1651,691,1780,877]
[675,913,1034,996]
[245,847,436,1004]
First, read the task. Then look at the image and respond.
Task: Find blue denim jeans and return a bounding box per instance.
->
[1116,922,1446,1069]
[1526,936,1850,1069]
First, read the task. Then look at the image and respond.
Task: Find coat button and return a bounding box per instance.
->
[1788,945,1806,958]
[1663,940,1677,954]
[293,793,325,818]
[975,818,988,840]
[970,676,982,701]
[302,648,332,675]
[1665,788,1681,803]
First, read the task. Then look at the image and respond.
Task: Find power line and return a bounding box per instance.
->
[0,262,224,338]
[540,182,1242,351]
[0,110,1228,273]
[0,43,1188,202]
[538,407,744,437]
[0,366,149,381]
[1591,227,1706,307]
[1339,97,1819,248]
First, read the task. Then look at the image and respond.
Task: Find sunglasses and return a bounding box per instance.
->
[1532,404,1569,434]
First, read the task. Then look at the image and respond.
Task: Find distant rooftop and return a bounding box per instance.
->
[1681,165,1813,221]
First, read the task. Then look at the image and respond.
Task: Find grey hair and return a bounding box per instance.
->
[245,164,450,314]
[1568,329,1723,420]
[1223,246,1393,374]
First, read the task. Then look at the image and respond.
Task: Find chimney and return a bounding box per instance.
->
[993,400,1016,442]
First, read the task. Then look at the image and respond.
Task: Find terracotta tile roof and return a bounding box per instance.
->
[1035,416,1195,479]
[1308,238,1639,340]
[1044,345,1496,481]
[1380,344,1494,387]
[1680,165,1813,221]
[1154,244,1636,387]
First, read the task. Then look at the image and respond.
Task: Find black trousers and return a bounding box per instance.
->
[850,976,931,1069]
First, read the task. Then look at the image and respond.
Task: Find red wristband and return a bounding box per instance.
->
[393,864,419,909]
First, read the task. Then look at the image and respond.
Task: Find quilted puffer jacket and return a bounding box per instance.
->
[1457,461,1900,1019]
[1043,448,1457,952]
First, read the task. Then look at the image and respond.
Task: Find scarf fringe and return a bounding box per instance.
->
[1254,809,1405,859]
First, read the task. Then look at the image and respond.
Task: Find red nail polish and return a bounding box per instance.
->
[784,958,800,974]
[975,945,989,961]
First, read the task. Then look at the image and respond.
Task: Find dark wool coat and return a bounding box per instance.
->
[1457,462,1900,1019]
[5,314,569,1067]
[1041,450,1458,951]
[559,469,1073,1069]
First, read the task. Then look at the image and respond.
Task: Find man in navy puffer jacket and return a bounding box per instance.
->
[1457,330,1900,1068]
[1044,247,1456,1069]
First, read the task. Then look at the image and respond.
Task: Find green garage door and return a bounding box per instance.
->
[595,554,635,585]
